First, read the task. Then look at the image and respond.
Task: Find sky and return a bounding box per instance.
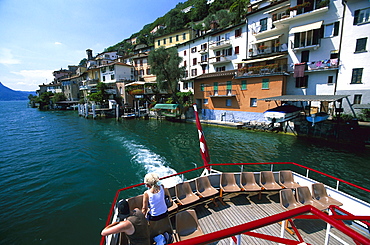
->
[0,0,183,91]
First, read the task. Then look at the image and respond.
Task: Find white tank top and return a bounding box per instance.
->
[147,185,167,216]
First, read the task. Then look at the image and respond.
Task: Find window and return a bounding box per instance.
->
[353,94,362,104]
[235,46,239,54]
[176,35,179,41]
[213,82,218,95]
[111,74,115,80]
[354,8,370,25]
[189,82,193,89]
[191,69,197,76]
[183,82,188,90]
[225,33,230,40]
[324,22,339,38]
[146,68,151,75]
[203,99,208,104]
[191,47,197,53]
[163,38,166,44]
[250,98,257,107]
[109,65,114,71]
[185,70,188,77]
[235,28,242,37]
[184,61,187,67]
[260,18,268,32]
[216,66,226,72]
[226,99,232,106]
[295,75,308,88]
[327,76,333,84]
[293,29,320,48]
[102,76,106,81]
[200,83,205,91]
[241,80,247,90]
[193,58,197,65]
[351,68,363,84]
[201,54,207,62]
[355,38,367,53]
[183,33,186,40]
[262,78,269,89]
[157,40,160,46]
[301,50,310,62]
[102,67,106,73]
[140,60,143,66]
[169,37,173,43]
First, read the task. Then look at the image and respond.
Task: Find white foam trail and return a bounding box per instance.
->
[127,141,182,188]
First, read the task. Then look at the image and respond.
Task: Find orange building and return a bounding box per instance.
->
[194,64,288,122]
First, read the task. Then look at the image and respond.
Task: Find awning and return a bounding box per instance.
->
[250,34,282,44]
[125,81,156,87]
[259,95,348,102]
[289,21,323,34]
[238,54,286,64]
[153,104,180,110]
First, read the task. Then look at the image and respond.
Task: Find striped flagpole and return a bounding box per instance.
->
[193,104,211,171]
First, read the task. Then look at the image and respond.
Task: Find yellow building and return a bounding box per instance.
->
[154,29,195,49]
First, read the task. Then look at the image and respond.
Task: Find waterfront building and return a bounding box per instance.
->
[154,29,196,49]
[336,0,370,113]
[99,62,134,103]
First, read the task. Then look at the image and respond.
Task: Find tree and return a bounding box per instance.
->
[148,47,185,104]
[88,82,109,104]
[230,0,249,24]
[52,92,67,103]
[189,0,209,22]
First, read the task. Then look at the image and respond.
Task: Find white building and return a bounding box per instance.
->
[336,0,370,113]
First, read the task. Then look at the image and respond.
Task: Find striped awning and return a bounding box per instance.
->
[250,34,282,44]
[238,54,286,64]
[289,21,323,34]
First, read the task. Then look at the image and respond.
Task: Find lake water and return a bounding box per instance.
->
[1,100,369,244]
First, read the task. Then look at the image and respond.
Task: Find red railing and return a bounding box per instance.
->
[100,162,370,245]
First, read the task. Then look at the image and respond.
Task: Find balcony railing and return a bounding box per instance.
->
[209,39,232,50]
[303,58,339,71]
[249,44,288,57]
[203,89,237,97]
[236,64,288,78]
[273,4,329,25]
[209,56,231,64]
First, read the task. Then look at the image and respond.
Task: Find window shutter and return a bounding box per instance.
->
[333,21,340,36]
[353,10,360,25]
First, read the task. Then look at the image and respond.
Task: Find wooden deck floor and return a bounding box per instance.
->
[171,192,360,245]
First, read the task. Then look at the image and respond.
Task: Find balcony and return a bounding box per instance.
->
[235,64,289,78]
[273,4,329,26]
[303,58,339,72]
[204,89,237,98]
[209,56,231,65]
[249,44,288,57]
[198,48,208,54]
[209,39,232,50]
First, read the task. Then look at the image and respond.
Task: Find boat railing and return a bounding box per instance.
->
[100,162,370,245]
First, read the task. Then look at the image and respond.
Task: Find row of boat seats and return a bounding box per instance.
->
[172,170,300,208]
[125,170,300,213]
[280,183,343,211]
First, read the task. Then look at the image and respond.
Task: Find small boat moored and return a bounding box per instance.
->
[306,112,330,126]
[264,105,301,123]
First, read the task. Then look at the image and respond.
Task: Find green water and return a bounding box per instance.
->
[0,101,369,244]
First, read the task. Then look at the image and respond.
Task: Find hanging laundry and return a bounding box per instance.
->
[330,58,338,66]
[315,61,322,67]
[294,63,306,78]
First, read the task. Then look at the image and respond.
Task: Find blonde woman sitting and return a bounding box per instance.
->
[142,173,173,240]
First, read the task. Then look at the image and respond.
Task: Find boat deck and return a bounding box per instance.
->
[170,192,361,245]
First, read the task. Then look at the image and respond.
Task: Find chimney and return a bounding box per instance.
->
[86,49,93,60]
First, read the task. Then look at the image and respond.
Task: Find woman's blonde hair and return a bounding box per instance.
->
[144,173,159,186]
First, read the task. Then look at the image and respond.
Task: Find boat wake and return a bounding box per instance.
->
[126,141,182,188]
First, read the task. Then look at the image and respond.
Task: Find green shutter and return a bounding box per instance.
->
[241,80,247,90]
[333,21,340,36]
[201,84,204,91]
[227,81,232,90]
[213,82,218,91]
[262,79,269,89]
